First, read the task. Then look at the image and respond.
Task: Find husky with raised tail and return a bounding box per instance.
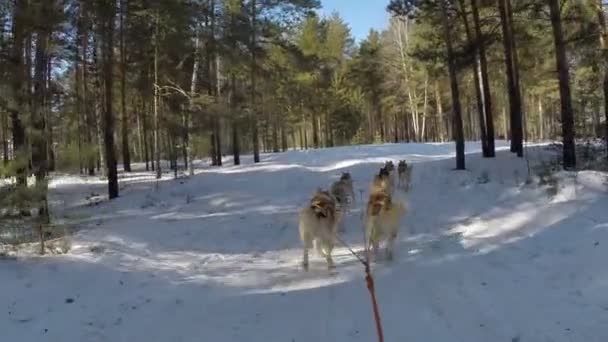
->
[330,171,356,214]
[370,166,392,195]
[365,189,406,261]
[298,189,341,270]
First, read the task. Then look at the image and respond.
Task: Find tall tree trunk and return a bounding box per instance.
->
[46,59,55,173]
[596,0,608,158]
[232,119,240,165]
[10,0,27,187]
[215,54,222,166]
[79,6,95,176]
[538,97,544,140]
[441,3,465,169]
[1,111,8,165]
[141,93,150,170]
[32,0,52,238]
[548,0,576,169]
[153,11,161,178]
[230,76,240,165]
[187,25,200,175]
[250,0,260,162]
[135,98,143,162]
[498,0,523,157]
[272,115,279,152]
[458,0,487,154]
[103,0,119,198]
[435,82,444,142]
[119,0,131,172]
[311,110,319,148]
[281,123,288,151]
[471,0,495,156]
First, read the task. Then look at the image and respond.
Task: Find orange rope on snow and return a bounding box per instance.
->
[365,265,384,342]
[335,235,385,342]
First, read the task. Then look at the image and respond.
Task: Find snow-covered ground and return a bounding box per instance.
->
[2,141,608,341]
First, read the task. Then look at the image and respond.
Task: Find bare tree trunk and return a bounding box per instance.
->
[142,96,150,171]
[120,0,131,172]
[92,33,105,175]
[596,0,608,158]
[472,0,495,156]
[215,54,222,166]
[1,111,8,165]
[498,0,523,157]
[538,97,544,140]
[153,11,161,178]
[549,0,576,169]
[458,0,488,154]
[10,0,27,187]
[187,25,201,174]
[250,0,260,162]
[135,98,142,162]
[32,0,52,248]
[435,82,444,142]
[441,2,465,169]
[421,77,428,141]
[79,6,95,176]
[311,110,319,148]
[46,60,55,173]
[103,0,119,198]
[230,74,240,165]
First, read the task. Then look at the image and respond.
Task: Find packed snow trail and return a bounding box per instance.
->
[2,141,608,341]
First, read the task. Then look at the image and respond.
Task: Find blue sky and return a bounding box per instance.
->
[318,0,390,42]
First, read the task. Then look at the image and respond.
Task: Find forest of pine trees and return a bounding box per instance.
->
[1,0,607,215]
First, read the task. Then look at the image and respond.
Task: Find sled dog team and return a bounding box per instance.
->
[298,160,412,271]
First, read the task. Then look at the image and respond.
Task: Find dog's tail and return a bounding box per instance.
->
[314,239,330,257]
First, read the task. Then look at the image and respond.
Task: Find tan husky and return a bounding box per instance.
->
[298,188,341,270]
[365,189,406,261]
[370,166,392,195]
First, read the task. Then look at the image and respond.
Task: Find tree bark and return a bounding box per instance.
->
[441,3,465,169]
[596,0,608,158]
[498,0,523,157]
[119,0,131,172]
[548,0,576,169]
[435,82,444,142]
[32,0,52,231]
[10,0,27,186]
[458,0,487,154]
[1,111,8,165]
[153,11,162,178]
[231,76,240,165]
[103,0,119,198]
[92,33,105,175]
[78,5,95,176]
[187,24,200,175]
[215,53,222,166]
[538,97,544,140]
[46,59,55,172]
[471,0,495,156]
[250,0,260,162]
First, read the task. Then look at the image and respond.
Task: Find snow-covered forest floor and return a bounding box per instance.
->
[2,141,608,341]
